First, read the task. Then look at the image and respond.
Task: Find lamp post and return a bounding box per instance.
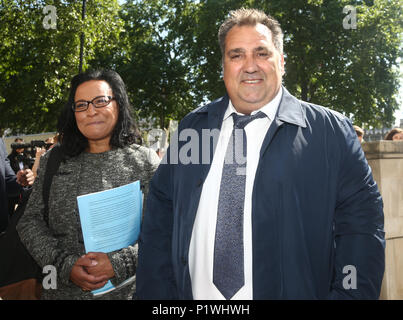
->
[78,0,87,73]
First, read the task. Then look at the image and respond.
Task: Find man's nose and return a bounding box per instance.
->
[243,55,258,73]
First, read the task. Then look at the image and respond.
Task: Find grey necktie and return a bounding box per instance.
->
[213,111,266,300]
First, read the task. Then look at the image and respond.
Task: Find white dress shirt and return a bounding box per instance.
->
[188,87,282,299]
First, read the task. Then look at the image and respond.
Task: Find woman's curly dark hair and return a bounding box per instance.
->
[57,69,142,157]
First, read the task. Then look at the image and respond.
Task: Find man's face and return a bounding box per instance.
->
[15,139,24,154]
[223,23,284,115]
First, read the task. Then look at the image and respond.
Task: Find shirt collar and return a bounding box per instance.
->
[224,86,283,122]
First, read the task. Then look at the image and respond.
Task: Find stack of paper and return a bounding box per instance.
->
[77,180,143,296]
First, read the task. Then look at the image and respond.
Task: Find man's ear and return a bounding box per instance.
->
[279,54,285,76]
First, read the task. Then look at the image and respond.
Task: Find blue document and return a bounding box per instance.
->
[77,180,143,296]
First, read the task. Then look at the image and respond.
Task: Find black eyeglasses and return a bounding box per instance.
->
[72,96,115,112]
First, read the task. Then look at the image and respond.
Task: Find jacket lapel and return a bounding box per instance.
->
[195,95,229,173]
[260,87,307,157]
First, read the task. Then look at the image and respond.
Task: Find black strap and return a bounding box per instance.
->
[42,145,63,226]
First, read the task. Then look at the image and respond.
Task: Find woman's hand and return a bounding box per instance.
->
[82,252,115,279]
[69,255,109,291]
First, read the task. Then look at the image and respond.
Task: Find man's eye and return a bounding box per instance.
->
[230,54,241,59]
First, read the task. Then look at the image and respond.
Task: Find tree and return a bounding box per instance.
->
[1,0,401,132]
[262,0,403,127]
[117,0,198,130]
[0,0,123,134]
[89,0,200,130]
[182,0,402,127]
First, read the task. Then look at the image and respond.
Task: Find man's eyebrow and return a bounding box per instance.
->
[255,46,270,52]
[227,48,244,55]
[227,46,272,54]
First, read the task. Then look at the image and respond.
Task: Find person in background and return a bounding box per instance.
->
[1,138,34,234]
[45,137,55,146]
[384,127,403,141]
[17,69,160,299]
[136,8,385,300]
[6,138,34,217]
[31,147,47,179]
[29,135,57,180]
[7,138,31,174]
[353,125,364,143]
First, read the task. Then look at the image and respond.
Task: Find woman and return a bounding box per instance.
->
[17,69,160,299]
[384,127,403,140]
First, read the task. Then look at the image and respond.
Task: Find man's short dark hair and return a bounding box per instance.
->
[218,8,284,57]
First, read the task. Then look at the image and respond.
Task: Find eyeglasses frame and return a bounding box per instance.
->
[72,95,115,112]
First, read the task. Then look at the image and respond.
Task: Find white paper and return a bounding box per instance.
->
[77,180,142,296]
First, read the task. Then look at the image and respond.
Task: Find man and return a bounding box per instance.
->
[1,138,34,234]
[7,138,32,216]
[136,8,385,299]
[7,138,31,174]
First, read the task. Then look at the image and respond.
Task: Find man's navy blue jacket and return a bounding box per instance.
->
[136,87,385,299]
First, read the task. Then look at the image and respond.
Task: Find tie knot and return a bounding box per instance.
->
[232,111,266,129]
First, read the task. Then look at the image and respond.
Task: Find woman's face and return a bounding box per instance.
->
[74,80,119,153]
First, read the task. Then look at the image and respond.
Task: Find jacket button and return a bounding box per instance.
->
[181,256,187,265]
[196,179,203,187]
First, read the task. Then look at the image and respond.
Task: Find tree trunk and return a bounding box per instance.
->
[301,81,308,102]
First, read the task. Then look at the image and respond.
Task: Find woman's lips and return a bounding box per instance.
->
[87,121,103,126]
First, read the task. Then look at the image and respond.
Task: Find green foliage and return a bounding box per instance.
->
[184,0,402,128]
[111,0,198,129]
[264,0,403,127]
[0,0,401,132]
[0,0,123,133]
